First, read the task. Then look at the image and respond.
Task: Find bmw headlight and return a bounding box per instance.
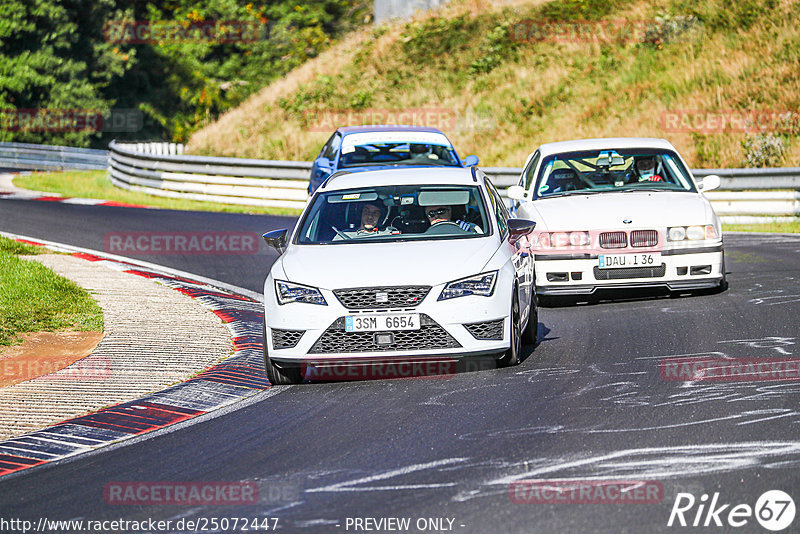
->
[275,280,327,305]
[438,271,497,301]
[667,225,718,242]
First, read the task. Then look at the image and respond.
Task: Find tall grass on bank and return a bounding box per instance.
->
[188,0,800,169]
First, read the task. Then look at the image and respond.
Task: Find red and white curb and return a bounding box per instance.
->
[0,233,271,479]
[0,191,151,209]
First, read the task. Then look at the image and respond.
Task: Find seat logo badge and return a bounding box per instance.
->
[376,292,389,303]
[623,219,633,224]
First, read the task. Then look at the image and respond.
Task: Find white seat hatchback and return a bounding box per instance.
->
[262,167,538,384]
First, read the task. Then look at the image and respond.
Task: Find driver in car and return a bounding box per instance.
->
[634,156,664,182]
[426,205,482,233]
[358,202,385,233]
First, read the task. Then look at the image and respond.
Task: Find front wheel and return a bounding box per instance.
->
[716,254,728,292]
[263,320,304,385]
[497,292,522,368]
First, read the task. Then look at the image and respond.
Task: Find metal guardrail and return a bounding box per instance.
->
[108,142,800,219]
[108,141,311,209]
[482,167,800,191]
[5,141,798,221]
[0,141,108,171]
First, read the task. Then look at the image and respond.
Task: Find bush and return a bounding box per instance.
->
[742,133,786,167]
[469,21,518,75]
[642,14,701,47]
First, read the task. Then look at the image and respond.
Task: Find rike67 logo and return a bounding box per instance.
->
[668,490,795,531]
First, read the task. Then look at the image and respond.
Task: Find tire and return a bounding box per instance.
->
[716,254,729,292]
[497,292,522,368]
[262,320,304,385]
[521,292,538,346]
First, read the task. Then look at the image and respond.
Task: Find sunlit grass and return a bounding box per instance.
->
[0,236,104,347]
[724,220,800,234]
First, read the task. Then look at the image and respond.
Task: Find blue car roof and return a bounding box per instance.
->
[336,125,448,135]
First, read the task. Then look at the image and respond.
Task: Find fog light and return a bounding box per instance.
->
[691,265,712,275]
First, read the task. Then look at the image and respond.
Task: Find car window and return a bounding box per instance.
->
[533,149,696,199]
[326,133,342,161]
[295,184,490,244]
[339,142,460,168]
[521,150,540,191]
[319,134,335,159]
[485,179,509,237]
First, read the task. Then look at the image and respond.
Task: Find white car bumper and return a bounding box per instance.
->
[534,245,724,295]
[264,281,513,364]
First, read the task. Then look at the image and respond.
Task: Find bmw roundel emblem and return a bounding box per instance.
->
[623,219,632,224]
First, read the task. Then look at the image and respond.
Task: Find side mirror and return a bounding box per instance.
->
[263,228,288,255]
[507,185,527,201]
[463,155,479,167]
[699,174,721,192]
[508,218,536,245]
[314,157,332,171]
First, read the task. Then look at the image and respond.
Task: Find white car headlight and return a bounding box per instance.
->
[275,280,327,306]
[535,231,590,248]
[438,271,498,301]
[667,227,686,241]
[667,225,717,242]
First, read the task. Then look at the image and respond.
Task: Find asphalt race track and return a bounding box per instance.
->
[2,198,800,533]
[0,199,291,293]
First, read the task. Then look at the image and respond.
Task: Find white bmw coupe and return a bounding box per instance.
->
[507,138,726,300]
[262,167,538,384]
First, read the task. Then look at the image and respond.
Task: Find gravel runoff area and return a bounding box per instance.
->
[0,253,233,440]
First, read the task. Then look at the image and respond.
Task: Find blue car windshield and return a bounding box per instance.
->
[534,149,697,199]
[339,142,461,168]
[296,185,490,244]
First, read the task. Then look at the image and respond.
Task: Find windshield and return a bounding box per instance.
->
[339,142,461,168]
[296,185,490,244]
[534,149,696,199]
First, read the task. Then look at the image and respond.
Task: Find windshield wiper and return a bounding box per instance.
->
[541,190,605,198]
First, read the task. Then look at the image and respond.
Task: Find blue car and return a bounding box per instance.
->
[308,125,479,193]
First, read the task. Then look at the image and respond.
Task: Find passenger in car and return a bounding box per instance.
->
[425,205,482,233]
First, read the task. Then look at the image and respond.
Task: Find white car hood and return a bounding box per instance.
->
[527,191,713,230]
[279,237,499,289]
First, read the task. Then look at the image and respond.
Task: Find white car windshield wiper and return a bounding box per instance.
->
[541,190,605,198]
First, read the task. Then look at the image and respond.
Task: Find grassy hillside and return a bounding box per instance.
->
[188,0,800,168]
